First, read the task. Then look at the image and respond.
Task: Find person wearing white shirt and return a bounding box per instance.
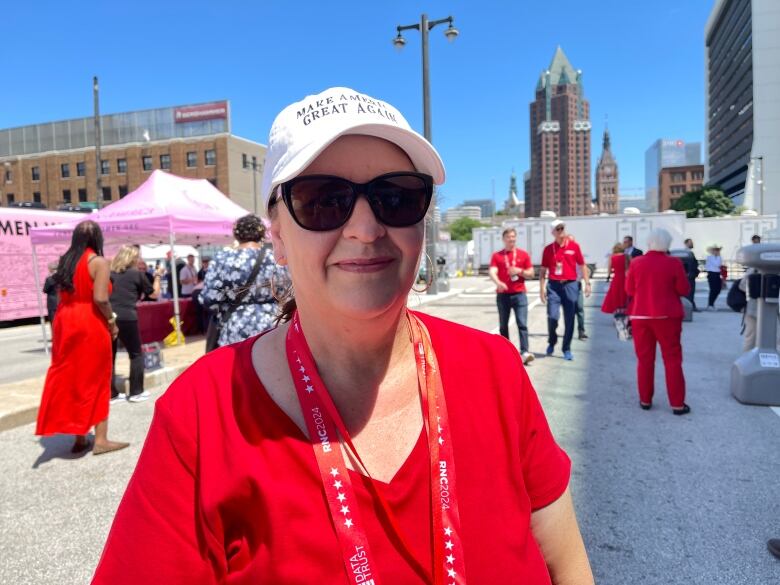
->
[704,245,723,311]
[179,254,198,298]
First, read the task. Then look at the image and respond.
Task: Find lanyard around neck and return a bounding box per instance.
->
[285,311,467,585]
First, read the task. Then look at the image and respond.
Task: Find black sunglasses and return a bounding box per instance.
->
[278,172,433,232]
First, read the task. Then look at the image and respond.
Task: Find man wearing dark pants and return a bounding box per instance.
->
[540,220,591,361]
[683,238,700,311]
[489,228,535,365]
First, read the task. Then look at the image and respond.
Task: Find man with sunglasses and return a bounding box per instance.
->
[540,219,591,360]
[489,228,535,364]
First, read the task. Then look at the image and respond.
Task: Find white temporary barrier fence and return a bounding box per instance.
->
[471,211,777,272]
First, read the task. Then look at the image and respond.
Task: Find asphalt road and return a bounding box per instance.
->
[1,279,778,584]
[0,322,52,385]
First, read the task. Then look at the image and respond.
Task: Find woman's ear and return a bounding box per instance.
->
[269,216,287,266]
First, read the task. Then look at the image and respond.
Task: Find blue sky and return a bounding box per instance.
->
[1,0,713,211]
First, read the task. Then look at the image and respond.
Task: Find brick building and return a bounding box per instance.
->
[658,165,705,211]
[0,101,266,214]
[595,127,619,214]
[525,46,592,218]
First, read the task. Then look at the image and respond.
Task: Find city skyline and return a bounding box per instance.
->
[0,1,713,210]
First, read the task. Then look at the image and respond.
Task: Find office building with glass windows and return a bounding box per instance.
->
[0,101,266,213]
[644,139,701,212]
[706,0,780,216]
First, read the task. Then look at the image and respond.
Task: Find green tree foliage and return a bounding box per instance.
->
[671,186,735,218]
[448,217,485,241]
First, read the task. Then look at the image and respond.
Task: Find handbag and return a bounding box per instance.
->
[205,254,264,353]
[614,309,632,341]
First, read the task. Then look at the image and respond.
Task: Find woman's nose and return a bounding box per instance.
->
[341,196,386,242]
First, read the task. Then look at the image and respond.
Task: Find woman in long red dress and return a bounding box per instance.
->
[36,220,129,455]
[601,243,629,315]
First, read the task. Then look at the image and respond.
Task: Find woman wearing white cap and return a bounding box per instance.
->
[93,88,593,584]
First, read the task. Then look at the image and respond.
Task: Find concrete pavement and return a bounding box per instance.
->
[0,277,778,584]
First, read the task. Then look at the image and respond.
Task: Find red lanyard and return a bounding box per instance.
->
[504,248,517,270]
[286,311,467,585]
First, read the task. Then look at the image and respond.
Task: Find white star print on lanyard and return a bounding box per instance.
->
[286,310,468,584]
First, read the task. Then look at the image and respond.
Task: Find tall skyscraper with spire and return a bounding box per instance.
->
[595,126,619,214]
[525,47,592,217]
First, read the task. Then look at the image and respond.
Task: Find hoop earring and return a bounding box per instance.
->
[411,253,434,294]
[269,272,291,303]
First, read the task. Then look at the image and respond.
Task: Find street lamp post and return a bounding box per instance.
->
[93,76,103,210]
[393,14,458,294]
[244,155,262,215]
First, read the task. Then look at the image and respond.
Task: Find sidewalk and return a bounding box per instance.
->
[0,277,482,433]
[0,337,207,432]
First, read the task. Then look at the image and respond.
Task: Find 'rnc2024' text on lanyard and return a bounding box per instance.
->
[286,310,467,585]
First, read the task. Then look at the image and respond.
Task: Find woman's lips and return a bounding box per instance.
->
[333,257,395,273]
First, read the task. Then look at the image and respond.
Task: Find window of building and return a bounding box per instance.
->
[31,166,40,181]
[119,185,128,198]
[102,186,112,201]
[160,154,171,170]
[205,149,216,166]
[61,163,70,178]
[242,153,248,169]
[117,158,127,174]
[33,192,41,203]
[77,162,86,177]
[101,159,110,175]
[186,151,197,168]
[77,188,87,202]
[142,156,153,171]
[63,189,72,203]
[4,169,11,182]
[6,193,14,204]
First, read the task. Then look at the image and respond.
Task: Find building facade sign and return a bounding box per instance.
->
[174,102,228,124]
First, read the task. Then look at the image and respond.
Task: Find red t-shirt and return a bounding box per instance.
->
[490,248,533,293]
[541,239,585,281]
[92,313,571,584]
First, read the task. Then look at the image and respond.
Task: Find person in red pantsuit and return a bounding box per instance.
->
[625,228,691,415]
[601,243,629,315]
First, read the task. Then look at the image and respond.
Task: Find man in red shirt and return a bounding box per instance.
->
[539,220,591,361]
[489,228,535,365]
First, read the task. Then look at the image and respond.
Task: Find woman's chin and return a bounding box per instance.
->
[329,288,408,320]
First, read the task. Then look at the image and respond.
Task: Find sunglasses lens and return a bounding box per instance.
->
[288,177,355,230]
[369,174,431,227]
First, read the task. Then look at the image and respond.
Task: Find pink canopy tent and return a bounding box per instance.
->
[30,170,250,246]
[29,170,252,351]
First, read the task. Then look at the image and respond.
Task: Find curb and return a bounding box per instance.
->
[0,364,189,434]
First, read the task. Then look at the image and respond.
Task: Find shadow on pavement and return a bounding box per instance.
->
[32,434,92,469]
[560,283,780,585]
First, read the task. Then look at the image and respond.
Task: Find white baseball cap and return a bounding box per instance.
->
[260,87,446,209]
[550,219,566,231]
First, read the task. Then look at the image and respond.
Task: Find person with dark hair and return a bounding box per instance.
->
[42,262,59,325]
[35,220,129,455]
[683,238,700,311]
[94,87,593,584]
[199,214,285,349]
[622,235,643,259]
[109,245,161,403]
